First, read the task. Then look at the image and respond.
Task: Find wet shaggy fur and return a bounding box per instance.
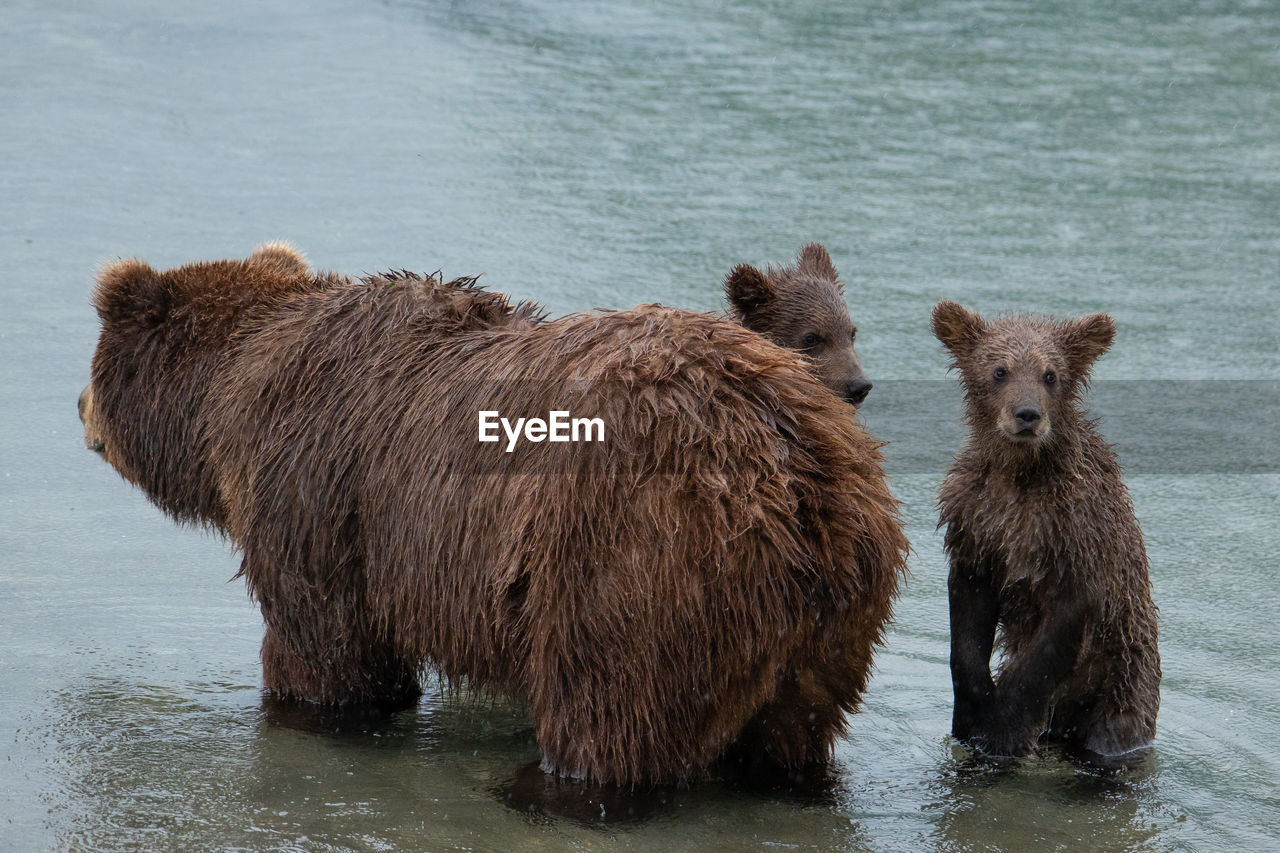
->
[84,246,909,786]
[724,243,873,407]
[932,301,1160,763]
[86,242,331,526]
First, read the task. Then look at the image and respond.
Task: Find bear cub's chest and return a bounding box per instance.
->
[961,473,1068,587]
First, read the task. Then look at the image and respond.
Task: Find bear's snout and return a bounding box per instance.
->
[845,379,873,407]
[1013,406,1041,432]
[79,385,105,453]
[1000,402,1050,443]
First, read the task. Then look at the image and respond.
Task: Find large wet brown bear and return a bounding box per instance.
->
[724,243,873,407]
[84,246,909,786]
[932,301,1160,764]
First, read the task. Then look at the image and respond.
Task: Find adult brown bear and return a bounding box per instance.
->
[932,301,1160,765]
[84,246,909,786]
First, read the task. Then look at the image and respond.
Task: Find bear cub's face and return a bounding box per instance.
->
[931,300,1116,449]
[725,243,872,408]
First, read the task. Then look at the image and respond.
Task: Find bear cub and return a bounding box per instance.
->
[932,300,1160,765]
[724,243,873,407]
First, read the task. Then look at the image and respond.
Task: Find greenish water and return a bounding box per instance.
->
[3,0,1277,849]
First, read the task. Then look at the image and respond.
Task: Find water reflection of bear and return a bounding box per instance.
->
[261,691,872,839]
[261,692,851,828]
[927,745,1163,851]
[497,759,884,842]
[497,756,846,827]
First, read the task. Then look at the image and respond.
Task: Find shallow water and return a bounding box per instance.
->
[3,0,1278,849]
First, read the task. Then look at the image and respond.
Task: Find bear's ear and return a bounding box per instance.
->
[1057,312,1115,379]
[248,241,310,278]
[931,300,987,361]
[93,258,169,329]
[797,242,839,281]
[724,263,775,321]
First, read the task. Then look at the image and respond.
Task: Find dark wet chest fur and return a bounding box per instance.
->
[939,429,1141,644]
[943,457,1075,588]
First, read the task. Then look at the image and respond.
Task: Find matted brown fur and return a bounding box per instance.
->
[84,248,909,786]
[724,243,872,407]
[932,300,1160,763]
[86,243,332,526]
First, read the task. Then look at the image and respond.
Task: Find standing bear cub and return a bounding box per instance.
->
[932,301,1160,765]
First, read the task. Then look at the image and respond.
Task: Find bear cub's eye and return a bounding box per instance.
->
[1044,370,1056,385]
[850,327,858,341]
[801,333,821,350]
[993,367,1009,381]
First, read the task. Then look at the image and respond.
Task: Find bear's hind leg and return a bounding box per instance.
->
[1071,712,1155,769]
[1050,695,1154,770]
[720,671,847,784]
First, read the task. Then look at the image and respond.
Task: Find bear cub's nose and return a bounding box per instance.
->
[1014,406,1042,430]
[845,379,873,407]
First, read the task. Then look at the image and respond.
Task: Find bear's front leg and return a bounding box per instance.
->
[948,559,998,742]
[978,593,1088,757]
[260,624,421,708]
[241,538,421,709]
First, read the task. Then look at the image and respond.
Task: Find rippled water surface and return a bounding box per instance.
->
[3,0,1278,849]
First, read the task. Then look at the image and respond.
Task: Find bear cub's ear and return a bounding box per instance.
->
[931,300,987,361]
[724,263,776,319]
[797,242,839,282]
[1058,313,1116,380]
